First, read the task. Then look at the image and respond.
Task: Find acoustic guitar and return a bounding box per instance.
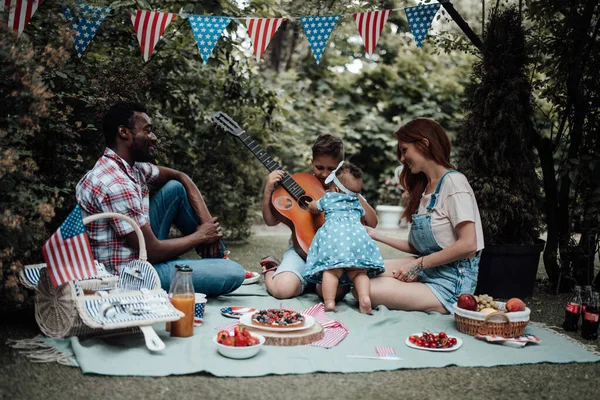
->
[211,112,325,260]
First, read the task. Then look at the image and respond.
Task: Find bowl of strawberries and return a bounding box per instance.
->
[214,326,265,359]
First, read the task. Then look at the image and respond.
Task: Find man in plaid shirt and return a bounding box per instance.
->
[76,102,245,296]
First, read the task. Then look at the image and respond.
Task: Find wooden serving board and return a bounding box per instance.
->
[239,321,324,346]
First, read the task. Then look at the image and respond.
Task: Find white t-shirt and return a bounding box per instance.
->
[417,172,485,252]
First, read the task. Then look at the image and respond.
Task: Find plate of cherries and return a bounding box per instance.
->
[405,331,462,352]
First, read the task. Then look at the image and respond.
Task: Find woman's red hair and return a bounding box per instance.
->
[395,118,455,222]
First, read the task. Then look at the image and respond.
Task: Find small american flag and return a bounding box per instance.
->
[42,205,98,287]
[2,0,43,37]
[245,17,286,61]
[130,9,177,62]
[376,346,400,359]
[353,10,392,56]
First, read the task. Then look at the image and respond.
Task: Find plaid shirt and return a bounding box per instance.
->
[76,148,159,274]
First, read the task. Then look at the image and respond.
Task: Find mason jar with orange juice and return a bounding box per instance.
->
[168,265,194,337]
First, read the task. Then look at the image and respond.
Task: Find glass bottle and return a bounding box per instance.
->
[165,275,176,332]
[581,292,599,340]
[169,265,195,338]
[582,285,592,313]
[562,285,582,332]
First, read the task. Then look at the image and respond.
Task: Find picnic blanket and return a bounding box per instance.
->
[17,284,600,377]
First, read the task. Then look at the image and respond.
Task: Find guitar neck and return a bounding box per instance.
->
[237,132,306,201]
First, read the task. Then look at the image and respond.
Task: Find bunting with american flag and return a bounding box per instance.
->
[63,2,111,58]
[188,15,232,64]
[130,9,177,62]
[2,0,43,37]
[245,17,286,62]
[300,15,340,64]
[42,205,98,287]
[353,10,392,56]
[404,3,440,48]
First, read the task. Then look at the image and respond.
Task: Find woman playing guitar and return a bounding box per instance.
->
[262,134,378,300]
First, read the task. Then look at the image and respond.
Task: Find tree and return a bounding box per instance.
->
[440,0,599,290]
[0,18,71,307]
[456,6,543,246]
[526,0,600,290]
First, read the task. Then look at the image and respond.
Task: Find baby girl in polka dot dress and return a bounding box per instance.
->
[303,162,385,314]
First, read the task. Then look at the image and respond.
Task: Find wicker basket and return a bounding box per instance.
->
[453,301,530,338]
[34,212,182,339]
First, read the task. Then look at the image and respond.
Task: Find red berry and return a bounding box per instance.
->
[416,340,424,347]
[439,332,447,339]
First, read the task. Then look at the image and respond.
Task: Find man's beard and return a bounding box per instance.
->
[131,137,154,163]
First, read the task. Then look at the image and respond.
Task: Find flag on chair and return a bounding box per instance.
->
[42,205,98,287]
[353,10,392,56]
[130,9,177,62]
[2,0,44,37]
[245,17,286,62]
[404,3,441,47]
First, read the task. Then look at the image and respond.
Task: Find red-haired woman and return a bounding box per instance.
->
[363,118,484,313]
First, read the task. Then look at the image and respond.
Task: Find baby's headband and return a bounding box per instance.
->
[325,161,358,197]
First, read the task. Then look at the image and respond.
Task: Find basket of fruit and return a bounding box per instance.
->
[453,294,530,338]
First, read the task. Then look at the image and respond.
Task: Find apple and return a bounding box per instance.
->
[457,294,478,311]
[506,298,526,312]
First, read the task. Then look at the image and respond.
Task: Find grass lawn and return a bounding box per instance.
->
[1,230,599,400]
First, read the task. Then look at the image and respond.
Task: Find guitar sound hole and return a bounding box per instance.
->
[298,196,313,210]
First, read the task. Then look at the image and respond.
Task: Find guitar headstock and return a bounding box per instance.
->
[211,111,244,137]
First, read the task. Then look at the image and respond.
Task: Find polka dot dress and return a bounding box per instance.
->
[303,192,385,285]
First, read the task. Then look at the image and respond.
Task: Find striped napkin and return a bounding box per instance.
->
[215,303,349,349]
[301,303,349,349]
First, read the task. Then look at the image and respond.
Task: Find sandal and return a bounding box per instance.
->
[260,255,281,275]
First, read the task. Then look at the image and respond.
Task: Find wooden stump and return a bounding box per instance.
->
[239,321,324,346]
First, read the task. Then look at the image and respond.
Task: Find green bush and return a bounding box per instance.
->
[0,22,69,307]
[0,2,282,307]
[456,7,543,246]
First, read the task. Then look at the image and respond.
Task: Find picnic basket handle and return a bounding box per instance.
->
[82,213,147,262]
[477,311,510,336]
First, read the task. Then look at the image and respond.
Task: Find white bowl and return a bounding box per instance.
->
[213,333,265,359]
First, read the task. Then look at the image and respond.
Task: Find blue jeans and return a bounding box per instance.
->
[273,244,308,291]
[149,180,245,297]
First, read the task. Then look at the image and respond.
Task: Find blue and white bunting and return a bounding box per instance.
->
[300,15,340,64]
[188,15,232,64]
[404,3,440,48]
[63,2,111,58]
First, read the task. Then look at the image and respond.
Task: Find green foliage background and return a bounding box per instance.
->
[0,0,475,306]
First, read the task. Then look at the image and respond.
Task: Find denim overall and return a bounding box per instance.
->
[408,170,480,313]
